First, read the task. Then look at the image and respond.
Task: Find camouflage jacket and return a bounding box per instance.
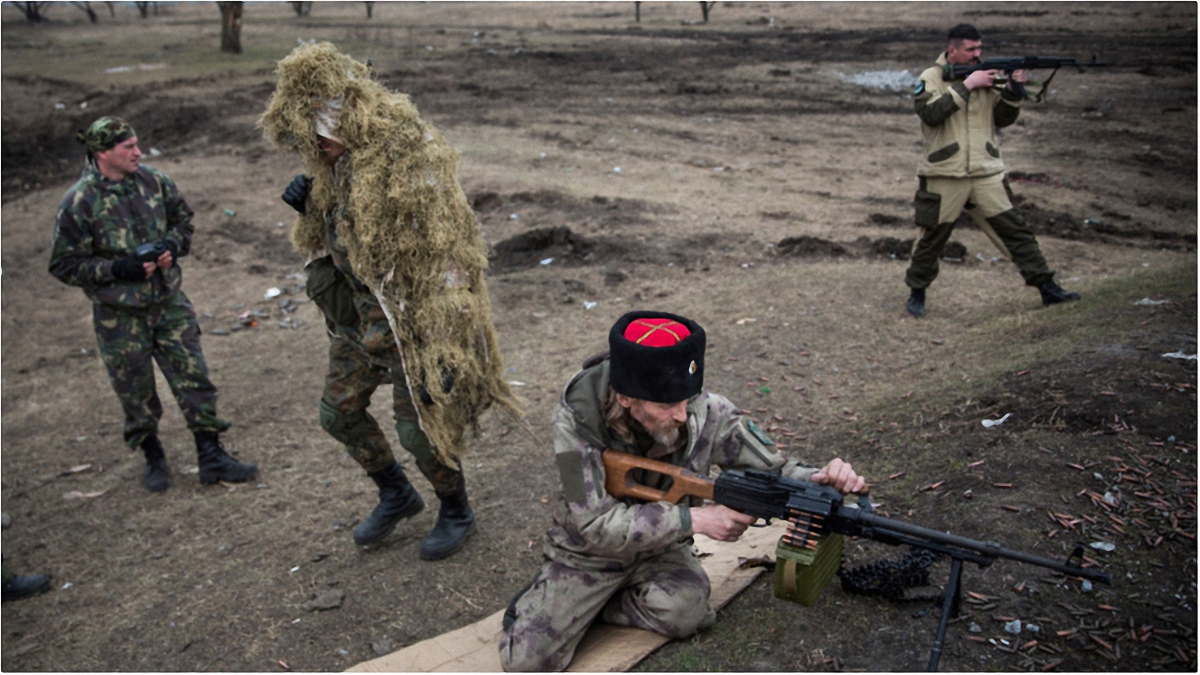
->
[914,52,1022,179]
[49,163,193,309]
[546,355,818,570]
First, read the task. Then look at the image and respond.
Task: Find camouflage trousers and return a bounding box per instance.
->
[499,543,715,672]
[320,330,461,497]
[92,292,229,450]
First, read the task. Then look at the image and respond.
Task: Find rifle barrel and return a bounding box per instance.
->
[846,508,1112,584]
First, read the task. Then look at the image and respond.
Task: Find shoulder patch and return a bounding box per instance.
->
[745,419,776,447]
[555,451,587,503]
[913,80,925,96]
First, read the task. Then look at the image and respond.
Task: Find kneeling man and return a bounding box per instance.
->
[499,311,865,671]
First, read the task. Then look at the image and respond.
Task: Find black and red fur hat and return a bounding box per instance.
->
[608,311,705,403]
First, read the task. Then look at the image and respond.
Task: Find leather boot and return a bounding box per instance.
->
[140,435,170,493]
[353,461,425,546]
[1038,280,1081,306]
[906,287,926,318]
[1,573,50,602]
[194,431,258,484]
[420,474,477,560]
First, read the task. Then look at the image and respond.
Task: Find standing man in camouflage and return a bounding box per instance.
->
[49,116,258,493]
[905,23,1081,318]
[499,311,866,671]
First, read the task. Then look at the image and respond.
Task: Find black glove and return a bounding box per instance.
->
[163,240,179,260]
[282,174,312,215]
[111,256,146,282]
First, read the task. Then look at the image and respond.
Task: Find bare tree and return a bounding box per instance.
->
[364,1,373,19]
[217,1,243,54]
[135,1,151,18]
[72,1,98,23]
[13,1,48,22]
[290,1,311,17]
[635,1,640,23]
[699,1,715,23]
[104,1,114,17]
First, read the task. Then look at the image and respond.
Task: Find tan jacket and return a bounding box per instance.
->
[914,53,1023,178]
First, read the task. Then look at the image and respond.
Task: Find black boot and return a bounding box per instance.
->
[420,474,477,561]
[2,574,51,601]
[906,287,926,318]
[1038,280,1081,306]
[353,462,425,546]
[194,431,258,484]
[140,435,170,493]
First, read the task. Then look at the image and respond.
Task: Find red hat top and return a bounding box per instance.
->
[623,317,692,348]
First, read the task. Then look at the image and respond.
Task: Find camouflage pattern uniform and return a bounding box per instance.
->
[316,155,461,498]
[499,356,817,672]
[49,161,229,450]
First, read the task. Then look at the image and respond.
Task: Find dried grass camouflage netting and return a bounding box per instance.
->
[257,42,520,470]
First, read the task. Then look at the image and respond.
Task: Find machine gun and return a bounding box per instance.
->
[945,55,1110,101]
[602,449,1112,671]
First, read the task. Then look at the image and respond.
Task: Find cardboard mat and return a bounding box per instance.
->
[347,521,786,672]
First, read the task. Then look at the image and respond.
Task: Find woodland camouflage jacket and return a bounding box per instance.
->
[50,163,193,309]
[914,52,1023,179]
[545,356,818,570]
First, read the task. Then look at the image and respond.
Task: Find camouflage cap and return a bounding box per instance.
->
[75,116,136,153]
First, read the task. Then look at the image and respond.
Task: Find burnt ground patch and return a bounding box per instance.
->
[471,189,669,234]
[487,225,726,274]
[774,234,966,262]
[1016,200,1198,251]
[865,200,1196,253]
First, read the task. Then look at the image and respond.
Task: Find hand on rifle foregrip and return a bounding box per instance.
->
[810,458,867,496]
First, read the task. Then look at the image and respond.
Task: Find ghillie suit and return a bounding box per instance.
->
[258,43,519,471]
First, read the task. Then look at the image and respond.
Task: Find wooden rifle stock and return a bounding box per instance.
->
[602,449,714,503]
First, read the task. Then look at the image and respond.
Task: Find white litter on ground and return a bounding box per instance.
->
[981,413,1011,428]
[837,69,919,92]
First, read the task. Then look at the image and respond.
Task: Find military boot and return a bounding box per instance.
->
[1038,280,1081,306]
[353,461,425,546]
[194,431,258,484]
[420,474,477,560]
[140,435,170,493]
[906,287,926,318]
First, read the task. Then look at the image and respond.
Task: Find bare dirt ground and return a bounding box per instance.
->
[1,2,1196,671]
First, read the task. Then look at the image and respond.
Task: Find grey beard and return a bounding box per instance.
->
[652,426,681,448]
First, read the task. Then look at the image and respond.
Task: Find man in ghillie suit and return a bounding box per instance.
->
[259,43,519,560]
[49,116,259,493]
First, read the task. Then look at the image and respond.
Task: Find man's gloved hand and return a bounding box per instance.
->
[282,174,312,215]
[111,256,148,282]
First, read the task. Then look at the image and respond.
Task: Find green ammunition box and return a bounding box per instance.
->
[773,532,844,606]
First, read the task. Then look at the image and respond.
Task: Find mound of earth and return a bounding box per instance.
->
[489,226,595,272]
[776,235,851,258]
[775,235,968,262]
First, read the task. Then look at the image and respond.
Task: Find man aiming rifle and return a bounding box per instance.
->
[903,24,1083,318]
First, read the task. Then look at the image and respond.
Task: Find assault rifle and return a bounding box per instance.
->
[945,55,1111,102]
[602,449,1112,671]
